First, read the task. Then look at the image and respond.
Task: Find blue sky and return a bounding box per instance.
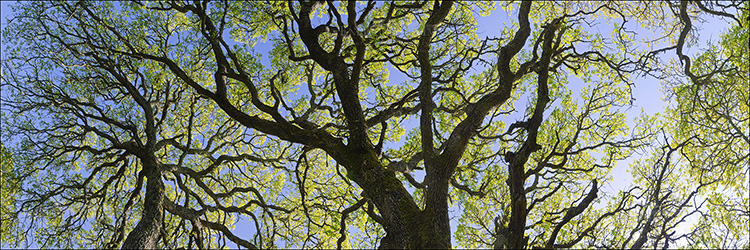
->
[0,1,735,248]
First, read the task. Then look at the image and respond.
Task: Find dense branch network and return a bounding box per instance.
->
[0,1,746,249]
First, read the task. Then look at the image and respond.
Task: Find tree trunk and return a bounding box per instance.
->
[122,165,164,249]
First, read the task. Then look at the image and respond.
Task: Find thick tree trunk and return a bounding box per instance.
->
[377,212,447,249]
[122,165,164,249]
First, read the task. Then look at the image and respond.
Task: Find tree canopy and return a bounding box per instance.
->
[0,1,747,249]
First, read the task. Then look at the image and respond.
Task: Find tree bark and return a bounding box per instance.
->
[122,159,164,249]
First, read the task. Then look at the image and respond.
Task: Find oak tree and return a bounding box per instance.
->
[1,1,747,249]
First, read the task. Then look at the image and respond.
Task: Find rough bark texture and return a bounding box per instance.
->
[121,163,164,249]
[417,1,456,248]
